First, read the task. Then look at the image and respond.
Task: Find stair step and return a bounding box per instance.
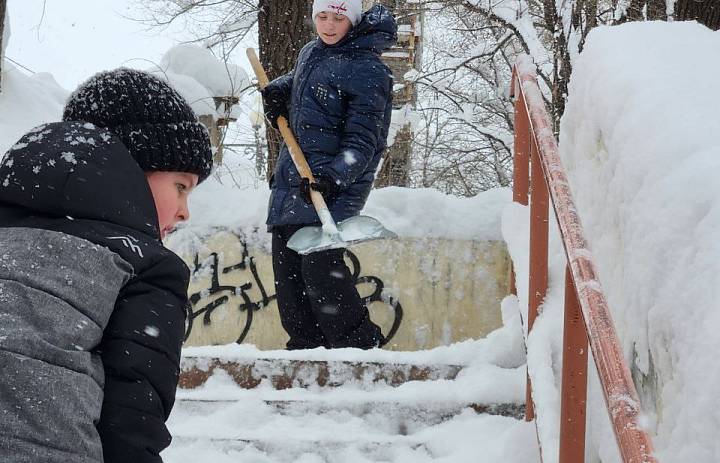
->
[179,357,463,390]
[166,436,429,462]
[166,400,532,462]
[175,398,526,422]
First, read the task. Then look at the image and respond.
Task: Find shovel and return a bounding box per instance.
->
[246,48,397,255]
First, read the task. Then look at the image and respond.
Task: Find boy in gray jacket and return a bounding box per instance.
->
[0,69,212,463]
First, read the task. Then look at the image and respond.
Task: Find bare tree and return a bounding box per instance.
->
[401,0,691,195]
[621,0,668,22]
[405,3,517,195]
[675,0,720,29]
[136,0,259,60]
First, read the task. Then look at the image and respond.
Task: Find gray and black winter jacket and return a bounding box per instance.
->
[0,122,189,463]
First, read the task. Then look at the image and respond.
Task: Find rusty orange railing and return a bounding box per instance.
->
[510,54,657,463]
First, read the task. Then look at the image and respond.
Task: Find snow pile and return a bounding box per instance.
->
[504,21,720,463]
[0,65,67,155]
[143,45,249,119]
[158,71,219,120]
[154,45,249,119]
[161,45,249,98]
[501,202,567,463]
[166,180,511,256]
[1,12,67,154]
[365,186,510,241]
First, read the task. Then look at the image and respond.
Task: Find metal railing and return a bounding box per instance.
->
[510,54,658,463]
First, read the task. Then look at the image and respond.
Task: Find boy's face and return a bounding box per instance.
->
[145,171,199,239]
[315,12,352,45]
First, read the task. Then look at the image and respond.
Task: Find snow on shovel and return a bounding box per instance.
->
[246,48,397,255]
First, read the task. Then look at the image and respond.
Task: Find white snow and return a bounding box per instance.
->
[562,21,720,463]
[149,47,249,119]
[166,297,537,462]
[0,64,67,155]
[159,45,249,99]
[166,173,511,257]
[144,325,160,338]
[155,70,218,119]
[505,21,720,463]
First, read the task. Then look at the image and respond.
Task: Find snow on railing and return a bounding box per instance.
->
[510,54,658,463]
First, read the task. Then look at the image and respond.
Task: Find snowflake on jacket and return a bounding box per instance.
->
[265,5,398,228]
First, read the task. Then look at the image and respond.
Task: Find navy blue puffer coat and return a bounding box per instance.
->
[265,5,397,228]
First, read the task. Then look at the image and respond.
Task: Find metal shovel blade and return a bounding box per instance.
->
[287,215,398,255]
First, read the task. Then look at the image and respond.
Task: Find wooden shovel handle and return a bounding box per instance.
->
[246,48,333,222]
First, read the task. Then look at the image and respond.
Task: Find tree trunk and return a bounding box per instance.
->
[647,0,668,20]
[675,0,720,29]
[624,0,668,21]
[0,0,7,92]
[258,0,315,181]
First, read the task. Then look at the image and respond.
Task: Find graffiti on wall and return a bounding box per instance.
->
[185,232,403,346]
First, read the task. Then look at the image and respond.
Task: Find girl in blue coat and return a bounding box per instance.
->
[262,0,397,349]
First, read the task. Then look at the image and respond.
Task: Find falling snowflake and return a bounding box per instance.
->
[60,152,78,164]
[343,150,357,165]
[144,326,160,338]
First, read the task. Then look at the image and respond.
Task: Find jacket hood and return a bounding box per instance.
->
[333,4,398,53]
[0,121,160,238]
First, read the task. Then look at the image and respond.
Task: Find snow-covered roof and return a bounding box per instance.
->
[160,44,249,98]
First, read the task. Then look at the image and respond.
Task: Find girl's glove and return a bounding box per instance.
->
[260,87,289,129]
[299,175,341,204]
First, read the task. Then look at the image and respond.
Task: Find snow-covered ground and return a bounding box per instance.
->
[164,307,539,463]
[3,9,720,463]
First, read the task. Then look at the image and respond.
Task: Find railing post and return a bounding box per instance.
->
[525,137,549,422]
[559,265,589,463]
[511,91,531,297]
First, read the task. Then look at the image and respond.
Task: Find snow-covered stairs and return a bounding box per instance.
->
[178,357,465,389]
[163,344,540,463]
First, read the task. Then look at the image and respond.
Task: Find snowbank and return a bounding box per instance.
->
[510,20,720,463]
[1,10,67,152]
[502,202,566,463]
[152,46,249,119]
[166,177,511,257]
[160,44,249,99]
[0,64,67,154]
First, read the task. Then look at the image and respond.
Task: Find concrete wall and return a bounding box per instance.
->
[180,231,511,351]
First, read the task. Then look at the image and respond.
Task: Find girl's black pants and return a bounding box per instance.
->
[271,224,384,350]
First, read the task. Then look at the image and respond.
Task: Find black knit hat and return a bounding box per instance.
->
[62,68,213,183]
